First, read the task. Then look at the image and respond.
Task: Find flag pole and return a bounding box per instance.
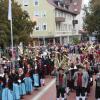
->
[10,14,14,67]
[8,0,14,67]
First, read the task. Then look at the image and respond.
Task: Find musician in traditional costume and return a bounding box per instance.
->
[73,65,88,100]
[68,63,76,92]
[51,67,67,100]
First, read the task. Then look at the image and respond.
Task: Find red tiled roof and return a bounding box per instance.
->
[69,0,82,14]
[47,0,82,15]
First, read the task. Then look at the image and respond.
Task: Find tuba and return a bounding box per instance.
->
[59,53,69,70]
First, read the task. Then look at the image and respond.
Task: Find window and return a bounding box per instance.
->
[36,26,39,30]
[34,24,41,31]
[34,10,39,16]
[42,11,46,17]
[34,0,39,6]
[58,11,60,17]
[23,0,29,6]
[43,23,47,30]
[66,24,67,31]
[35,25,39,30]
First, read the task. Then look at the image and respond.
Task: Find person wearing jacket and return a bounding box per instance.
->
[51,67,67,100]
[73,65,89,100]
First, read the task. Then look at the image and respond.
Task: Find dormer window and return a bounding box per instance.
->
[23,0,29,6]
[34,0,39,6]
[54,0,59,5]
[58,1,60,7]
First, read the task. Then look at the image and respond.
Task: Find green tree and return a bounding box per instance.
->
[83,0,100,41]
[0,0,36,48]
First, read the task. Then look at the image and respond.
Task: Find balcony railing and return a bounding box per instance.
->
[55,17,65,22]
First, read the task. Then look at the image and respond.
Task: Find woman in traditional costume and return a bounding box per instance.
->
[2,73,13,100]
[24,64,33,94]
[33,63,40,89]
[10,69,20,100]
[0,66,5,99]
[17,68,26,99]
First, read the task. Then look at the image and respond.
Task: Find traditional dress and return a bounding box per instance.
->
[2,75,13,100]
[24,70,33,94]
[0,73,4,99]
[33,67,40,88]
[33,63,41,88]
[10,73,20,100]
[17,68,26,97]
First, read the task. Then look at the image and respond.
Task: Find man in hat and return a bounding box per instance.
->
[51,67,67,100]
[73,64,89,100]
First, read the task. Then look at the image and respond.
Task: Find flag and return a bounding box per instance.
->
[8,0,12,21]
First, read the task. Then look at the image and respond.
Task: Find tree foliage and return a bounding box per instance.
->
[0,0,36,48]
[83,0,100,34]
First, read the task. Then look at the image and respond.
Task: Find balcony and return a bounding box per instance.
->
[55,17,65,22]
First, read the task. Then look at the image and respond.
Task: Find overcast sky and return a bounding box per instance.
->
[83,0,90,6]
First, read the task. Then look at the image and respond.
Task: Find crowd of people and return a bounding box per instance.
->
[51,42,100,100]
[0,41,100,100]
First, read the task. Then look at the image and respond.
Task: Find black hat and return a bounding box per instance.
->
[76,64,84,69]
[58,67,64,71]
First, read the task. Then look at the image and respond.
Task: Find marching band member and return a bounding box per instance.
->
[51,67,67,100]
[73,65,88,100]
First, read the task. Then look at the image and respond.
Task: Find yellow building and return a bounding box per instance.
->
[16,0,82,46]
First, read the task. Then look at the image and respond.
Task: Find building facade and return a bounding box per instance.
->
[16,0,82,46]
